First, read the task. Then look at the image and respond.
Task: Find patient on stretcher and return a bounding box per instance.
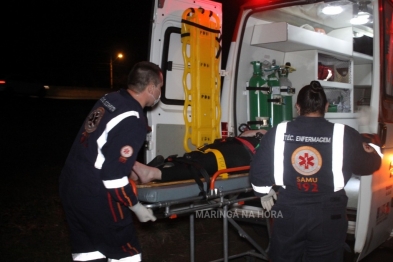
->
[131,130,265,184]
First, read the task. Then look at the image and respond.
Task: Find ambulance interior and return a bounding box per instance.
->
[233,0,374,229]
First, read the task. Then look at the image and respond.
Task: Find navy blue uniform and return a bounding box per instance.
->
[60,89,148,261]
[250,116,381,262]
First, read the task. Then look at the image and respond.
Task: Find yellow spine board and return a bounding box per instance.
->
[181,8,222,152]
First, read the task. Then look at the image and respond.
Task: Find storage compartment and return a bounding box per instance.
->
[318,54,351,84]
[284,50,354,116]
[354,64,372,87]
[354,86,371,112]
[324,88,352,113]
[234,5,374,127]
[250,22,353,56]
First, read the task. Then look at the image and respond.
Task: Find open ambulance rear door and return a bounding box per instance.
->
[353,0,393,260]
[146,0,222,164]
[219,0,393,260]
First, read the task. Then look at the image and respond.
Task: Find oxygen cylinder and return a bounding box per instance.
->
[267,62,283,128]
[270,94,283,128]
[281,95,293,121]
[279,63,294,122]
[248,61,269,129]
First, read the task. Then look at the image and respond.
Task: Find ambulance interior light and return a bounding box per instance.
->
[350,1,372,25]
[322,5,344,15]
[350,12,371,25]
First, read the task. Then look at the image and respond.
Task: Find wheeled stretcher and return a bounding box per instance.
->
[130,167,362,262]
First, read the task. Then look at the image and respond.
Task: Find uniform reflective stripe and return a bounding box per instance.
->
[72,251,105,261]
[103,176,129,189]
[368,143,383,158]
[273,122,287,185]
[332,123,345,192]
[95,111,139,169]
[108,253,141,262]
[252,183,272,194]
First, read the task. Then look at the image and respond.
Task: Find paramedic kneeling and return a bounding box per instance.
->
[249,81,382,262]
[59,61,162,262]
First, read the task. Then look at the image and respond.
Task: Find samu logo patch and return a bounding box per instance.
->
[291,146,322,176]
[119,145,133,163]
[85,107,105,133]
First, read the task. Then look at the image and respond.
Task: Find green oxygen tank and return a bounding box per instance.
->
[279,62,295,122]
[248,61,269,130]
[267,60,282,128]
[281,94,293,121]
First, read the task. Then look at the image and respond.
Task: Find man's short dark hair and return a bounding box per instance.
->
[127,61,162,93]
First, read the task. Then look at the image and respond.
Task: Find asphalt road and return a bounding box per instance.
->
[1,94,392,261]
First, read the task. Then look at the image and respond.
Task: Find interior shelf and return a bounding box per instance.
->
[320,81,352,89]
[325,112,358,119]
[353,51,373,65]
[249,22,373,118]
[251,22,352,57]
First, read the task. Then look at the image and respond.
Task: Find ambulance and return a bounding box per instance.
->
[145,0,393,260]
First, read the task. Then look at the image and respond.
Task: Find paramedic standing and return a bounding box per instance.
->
[59,61,163,262]
[249,81,382,262]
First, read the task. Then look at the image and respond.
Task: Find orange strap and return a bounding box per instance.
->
[128,178,138,197]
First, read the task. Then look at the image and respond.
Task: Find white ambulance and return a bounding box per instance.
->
[146,0,393,260]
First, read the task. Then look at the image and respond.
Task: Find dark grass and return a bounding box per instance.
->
[1,165,71,261]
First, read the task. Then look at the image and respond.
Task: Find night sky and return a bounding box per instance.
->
[1,1,152,87]
[1,0,245,88]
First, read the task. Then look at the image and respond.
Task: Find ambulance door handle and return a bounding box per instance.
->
[167,61,172,71]
[158,0,165,8]
[379,123,387,148]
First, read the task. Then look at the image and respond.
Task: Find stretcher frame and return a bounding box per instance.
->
[133,166,270,262]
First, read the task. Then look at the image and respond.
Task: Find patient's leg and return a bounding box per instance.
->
[131,161,162,183]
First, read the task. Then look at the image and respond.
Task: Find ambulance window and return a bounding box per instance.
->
[160,27,185,106]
